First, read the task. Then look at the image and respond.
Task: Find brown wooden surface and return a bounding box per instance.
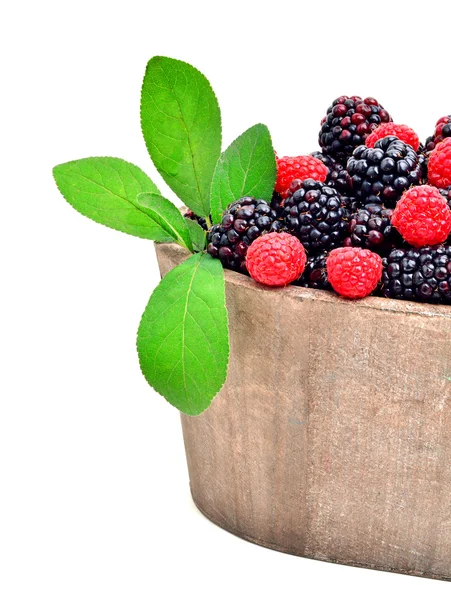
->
[156,242,451,581]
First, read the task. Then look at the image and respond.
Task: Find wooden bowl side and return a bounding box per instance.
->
[156,243,451,581]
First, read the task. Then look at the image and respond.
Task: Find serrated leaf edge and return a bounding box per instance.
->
[53,156,174,242]
[210,123,276,224]
[185,218,207,252]
[140,56,222,217]
[135,192,193,252]
[136,252,230,415]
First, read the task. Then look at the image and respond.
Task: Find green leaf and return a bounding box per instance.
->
[53,157,174,241]
[185,218,207,252]
[135,193,193,251]
[137,253,229,415]
[210,124,277,224]
[141,56,221,217]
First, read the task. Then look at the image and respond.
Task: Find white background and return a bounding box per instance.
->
[2,1,451,598]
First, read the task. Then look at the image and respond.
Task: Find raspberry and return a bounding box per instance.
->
[382,246,451,304]
[326,247,382,299]
[428,138,451,188]
[365,123,420,152]
[346,136,422,208]
[207,197,285,272]
[424,115,451,152]
[245,232,307,286]
[319,96,392,165]
[275,155,328,198]
[392,185,451,247]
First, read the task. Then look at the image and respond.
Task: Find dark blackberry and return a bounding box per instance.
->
[439,186,451,210]
[340,194,360,213]
[348,204,402,254]
[418,151,428,181]
[311,151,351,194]
[207,197,284,272]
[296,252,331,290]
[425,116,451,152]
[340,194,360,214]
[319,96,392,166]
[439,188,451,243]
[184,209,208,231]
[346,136,422,208]
[282,179,350,253]
[270,190,284,217]
[382,246,451,304]
[424,136,435,153]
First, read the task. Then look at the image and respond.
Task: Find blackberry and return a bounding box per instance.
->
[319,96,392,166]
[382,246,451,304]
[346,136,422,208]
[270,190,284,217]
[425,116,451,152]
[424,136,434,153]
[340,194,360,213]
[207,197,284,272]
[439,188,451,243]
[439,186,451,210]
[282,179,350,253]
[184,209,208,231]
[418,151,428,181]
[348,204,402,254]
[311,151,351,194]
[296,252,331,290]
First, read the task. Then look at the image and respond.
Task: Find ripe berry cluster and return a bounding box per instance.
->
[195,98,451,302]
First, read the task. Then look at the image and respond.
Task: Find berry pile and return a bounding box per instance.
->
[297,252,330,290]
[275,155,327,198]
[318,96,392,165]
[184,209,209,231]
[346,136,422,207]
[347,204,401,252]
[365,123,420,152]
[428,138,451,188]
[327,247,382,299]
[391,186,451,247]
[199,98,451,304]
[382,246,451,303]
[281,179,350,253]
[310,151,351,194]
[246,232,306,286]
[424,116,451,152]
[207,197,285,272]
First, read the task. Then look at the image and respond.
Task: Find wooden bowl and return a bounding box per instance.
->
[156,242,451,581]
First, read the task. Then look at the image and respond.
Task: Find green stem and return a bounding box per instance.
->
[205,215,212,229]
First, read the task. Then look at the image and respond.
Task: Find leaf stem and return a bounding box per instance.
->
[205,215,212,229]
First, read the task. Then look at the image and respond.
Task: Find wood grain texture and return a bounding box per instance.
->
[156,242,451,581]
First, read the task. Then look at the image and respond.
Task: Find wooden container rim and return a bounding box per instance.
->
[157,242,451,320]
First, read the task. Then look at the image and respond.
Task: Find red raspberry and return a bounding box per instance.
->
[428,138,451,188]
[275,155,328,199]
[365,123,420,152]
[327,247,382,299]
[392,185,451,247]
[246,232,307,286]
